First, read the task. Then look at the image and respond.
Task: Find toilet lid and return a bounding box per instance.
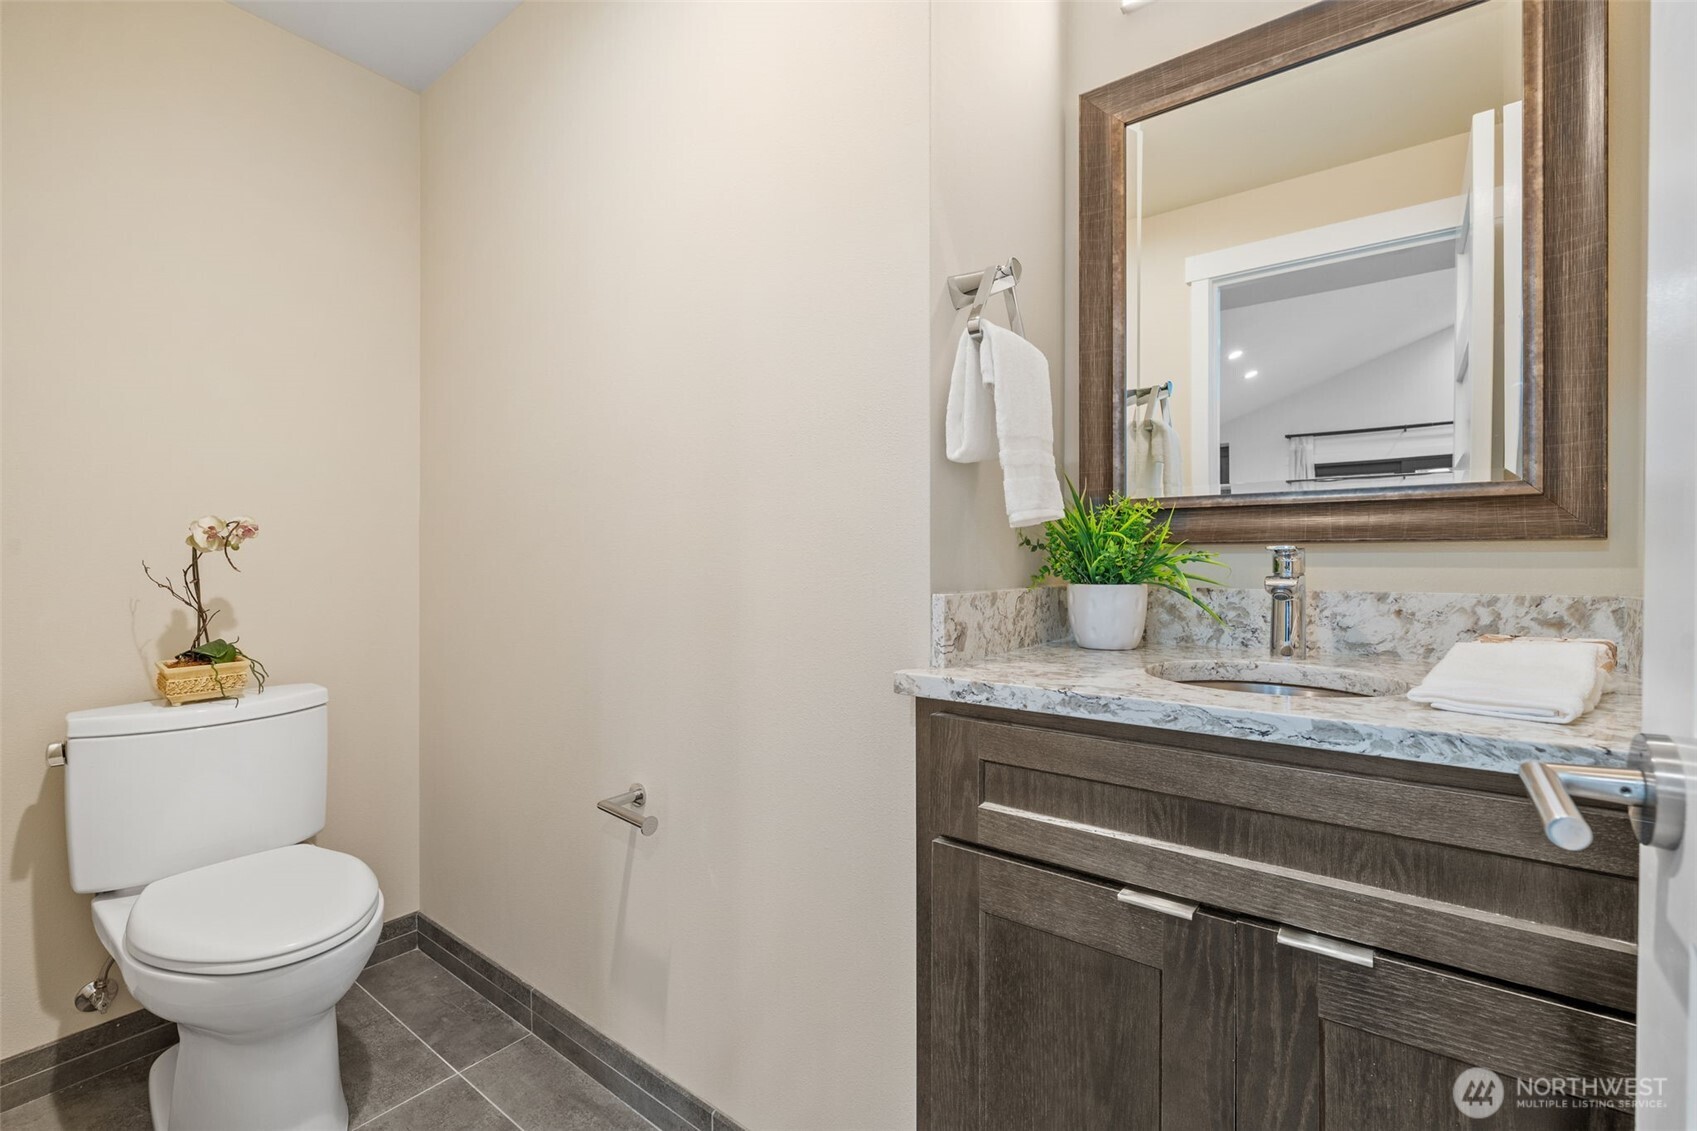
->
[126,844,380,975]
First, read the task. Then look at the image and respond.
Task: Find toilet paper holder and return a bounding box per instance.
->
[597,783,658,836]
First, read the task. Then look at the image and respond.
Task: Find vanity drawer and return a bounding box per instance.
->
[920,705,1638,1012]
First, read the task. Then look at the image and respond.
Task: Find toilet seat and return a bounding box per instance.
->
[125,844,379,976]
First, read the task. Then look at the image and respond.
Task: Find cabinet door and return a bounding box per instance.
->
[1236,921,1636,1130]
[926,840,1235,1131]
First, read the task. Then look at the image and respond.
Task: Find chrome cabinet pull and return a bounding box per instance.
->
[1518,734,1690,852]
[1276,926,1375,967]
[1115,887,1197,921]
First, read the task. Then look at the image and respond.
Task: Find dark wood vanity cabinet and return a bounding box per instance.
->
[916,702,1639,1130]
[929,842,1237,1129]
[1234,921,1634,1131]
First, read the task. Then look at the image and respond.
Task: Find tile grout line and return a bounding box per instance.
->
[2,1017,173,1089]
[344,985,461,1126]
[350,1073,458,1130]
[417,936,530,1021]
[415,929,686,1131]
[352,981,525,1131]
[528,1018,671,1131]
[452,1068,528,1131]
[3,1032,159,1097]
[456,1033,527,1075]
[408,947,668,1131]
[0,1042,164,1117]
[387,957,580,1131]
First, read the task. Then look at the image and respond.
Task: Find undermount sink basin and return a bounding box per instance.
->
[1143,660,1406,700]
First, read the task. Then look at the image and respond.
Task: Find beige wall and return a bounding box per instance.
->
[931,0,1065,593]
[1064,0,1648,597]
[1,2,421,1057]
[419,3,929,1127]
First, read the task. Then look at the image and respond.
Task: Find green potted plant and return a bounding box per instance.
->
[143,515,269,704]
[1021,481,1225,650]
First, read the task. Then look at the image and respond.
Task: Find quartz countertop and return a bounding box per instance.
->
[895,642,1640,774]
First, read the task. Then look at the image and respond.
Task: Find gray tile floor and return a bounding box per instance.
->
[2,950,656,1131]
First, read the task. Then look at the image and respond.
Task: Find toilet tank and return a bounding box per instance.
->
[64,684,329,893]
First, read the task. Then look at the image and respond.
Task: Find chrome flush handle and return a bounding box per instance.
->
[1115,887,1197,921]
[1276,926,1375,967]
[1518,734,1689,851]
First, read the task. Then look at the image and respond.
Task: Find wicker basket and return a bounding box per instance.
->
[155,658,251,705]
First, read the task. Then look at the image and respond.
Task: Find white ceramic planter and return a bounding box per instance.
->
[1068,583,1148,650]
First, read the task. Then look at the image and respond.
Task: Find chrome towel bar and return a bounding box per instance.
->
[598,783,658,836]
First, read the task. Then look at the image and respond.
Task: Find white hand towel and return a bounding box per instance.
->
[1127,395,1183,497]
[1407,638,1613,724]
[1128,417,1156,498]
[1156,415,1183,495]
[945,330,996,463]
[946,324,1064,527]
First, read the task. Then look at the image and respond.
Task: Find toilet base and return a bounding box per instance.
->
[146,1009,350,1131]
[148,1043,176,1129]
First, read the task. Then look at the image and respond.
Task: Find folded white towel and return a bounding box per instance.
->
[946,323,1063,527]
[1407,638,1613,724]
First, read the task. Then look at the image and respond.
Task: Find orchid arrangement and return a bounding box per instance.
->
[143,515,268,691]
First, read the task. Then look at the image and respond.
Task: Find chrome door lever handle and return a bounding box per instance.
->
[1518,763,1645,851]
[1519,734,1689,851]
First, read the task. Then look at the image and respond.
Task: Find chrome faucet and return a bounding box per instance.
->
[1265,545,1307,660]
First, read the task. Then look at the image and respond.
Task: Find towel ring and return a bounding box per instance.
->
[950,258,1025,342]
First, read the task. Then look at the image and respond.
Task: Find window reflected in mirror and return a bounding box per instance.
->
[1124,0,1523,499]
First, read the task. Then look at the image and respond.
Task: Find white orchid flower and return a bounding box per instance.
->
[186,516,226,552]
[224,516,259,549]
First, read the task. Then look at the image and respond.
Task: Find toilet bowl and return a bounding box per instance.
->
[61,684,382,1131]
[92,845,383,1130]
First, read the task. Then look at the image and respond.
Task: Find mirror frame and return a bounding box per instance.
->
[1078,0,1607,542]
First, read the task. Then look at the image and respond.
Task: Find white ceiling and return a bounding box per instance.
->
[1219,268,1457,422]
[229,0,521,91]
[1136,0,1520,216]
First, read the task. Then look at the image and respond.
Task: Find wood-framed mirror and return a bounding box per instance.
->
[1078,0,1607,542]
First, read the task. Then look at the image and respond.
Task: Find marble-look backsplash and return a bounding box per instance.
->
[933,584,1643,677]
[1147,587,1644,678]
[931,587,1067,667]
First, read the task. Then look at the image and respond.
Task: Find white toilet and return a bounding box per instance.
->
[63,684,383,1131]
